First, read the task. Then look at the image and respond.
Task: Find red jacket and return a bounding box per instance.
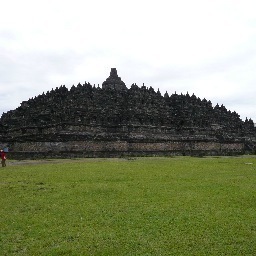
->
[0,152,6,160]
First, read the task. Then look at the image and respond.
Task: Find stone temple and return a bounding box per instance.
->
[0,68,255,159]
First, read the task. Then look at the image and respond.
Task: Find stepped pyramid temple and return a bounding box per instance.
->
[0,68,255,159]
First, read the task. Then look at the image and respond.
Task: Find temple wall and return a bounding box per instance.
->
[2,140,245,159]
[9,140,244,152]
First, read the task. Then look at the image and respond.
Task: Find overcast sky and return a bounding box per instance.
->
[1,0,255,122]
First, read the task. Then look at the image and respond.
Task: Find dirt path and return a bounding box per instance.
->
[7,157,133,166]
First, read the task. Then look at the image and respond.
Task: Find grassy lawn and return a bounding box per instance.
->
[1,156,256,255]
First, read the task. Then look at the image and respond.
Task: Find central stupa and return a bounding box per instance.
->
[102,68,127,90]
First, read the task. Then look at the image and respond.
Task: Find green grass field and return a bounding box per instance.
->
[1,156,256,255]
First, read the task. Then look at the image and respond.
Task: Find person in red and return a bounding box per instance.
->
[0,149,7,167]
